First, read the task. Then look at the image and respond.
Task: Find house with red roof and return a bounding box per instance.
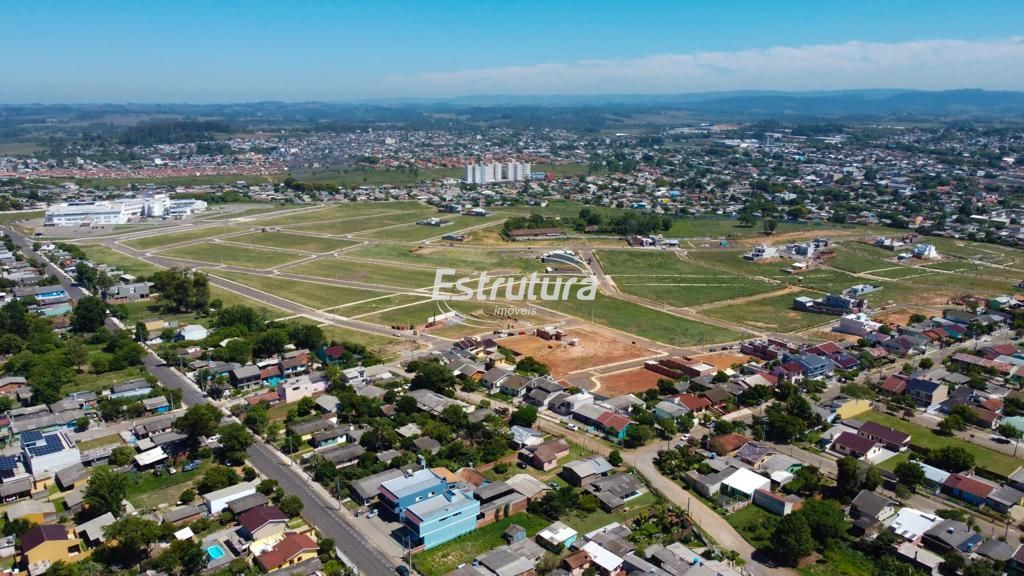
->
[942,474,997,506]
[673,394,711,414]
[256,533,319,572]
[773,361,805,382]
[878,374,909,395]
[596,412,634,442]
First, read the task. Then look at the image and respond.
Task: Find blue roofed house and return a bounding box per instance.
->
[402,488,480,550]
[794,354,833,380]
[379,468,449,519]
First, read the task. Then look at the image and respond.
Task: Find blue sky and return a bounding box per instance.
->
[3,1,1024,102]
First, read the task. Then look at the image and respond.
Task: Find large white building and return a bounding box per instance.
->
[45,194,207,226]
[463,162,531,184]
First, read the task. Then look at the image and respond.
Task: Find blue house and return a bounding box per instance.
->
[379,468,448,519]
[403,489,479,550]
[793,354,833,379]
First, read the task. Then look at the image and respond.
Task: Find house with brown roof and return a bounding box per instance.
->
[256,533,319,572]
[856,421,911,452]
[21,524,80,567]
[519,438,569,471]
[561,549,592,576]
[831,431,882,461]
[878,374,909,395]
[942,474,997,507]
[239,505,289,550]
[708,433,751,457]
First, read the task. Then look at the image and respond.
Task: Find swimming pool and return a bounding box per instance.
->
[206,544,226,560]
[266,376,283,388]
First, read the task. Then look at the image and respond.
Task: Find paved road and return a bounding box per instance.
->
[4,225,88,300]
[247,441,398,576]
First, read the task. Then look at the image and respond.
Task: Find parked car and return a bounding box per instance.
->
[397,566,410,576]
[367,508,378,519]
[566,424,579,431]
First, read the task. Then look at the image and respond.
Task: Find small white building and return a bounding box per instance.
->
[912,244,939,259]
[721,468,771,500]
[835,313,882,337]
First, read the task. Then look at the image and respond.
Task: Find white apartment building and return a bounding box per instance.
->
[463,162,531,184]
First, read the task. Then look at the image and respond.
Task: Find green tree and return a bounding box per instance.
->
[84,466,128,517]
[927,446,975,472]
[74,416,90,432]
[175,404,222,444]
[197,465,241,494]
[219,423,254,464]
[108,446,135,466]
[772,513,814,565]
[608,450,623,467]
[894,461,926,490]
[516,356,549,375]
[835,457,881,501]
[101,516,168,564]
[180,488,196,503]
[71,295,106,333]
[279,495,304,517]
[158,538,208,576]
[408,360,457,394]
[510,405,539,428]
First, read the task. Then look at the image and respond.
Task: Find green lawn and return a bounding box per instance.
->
[331,294,431,317]
[413,514,549,576]
[357,214,504,242]
[122,225,246,250]
[114,285,283,326]
[229,231,358,253]
[285,257,441,289]
[209,269,392,310]
[541,292,745,346]
[66,366,148,395]
[726,504,777,551]
[125,463,211,509]
[702,290,830,333]
[159,242,305,269]
[344,244,545,273]
[598,250,777,308]
[81,245,163,276]
[568,490,660,534]
[203,204,307,221]
[77,434,124,451]
[859,411,1021,476]
[358,299,493,331]
[252,201,423,227]
[306,321,399,351]
[798,545,874,576]
[285,209,435,236]
[0,210,44,225]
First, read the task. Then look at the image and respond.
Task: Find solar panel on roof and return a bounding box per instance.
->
[21,430,43,443]
[0,456,18,471]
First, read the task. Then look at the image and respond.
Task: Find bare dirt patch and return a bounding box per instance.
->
[497,328,656,377]
[596,368,664,397]
[734,228,870,248]
[873,307,941,326]
[691,351,754,371]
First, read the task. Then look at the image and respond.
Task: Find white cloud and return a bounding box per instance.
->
[380,37,1024,96]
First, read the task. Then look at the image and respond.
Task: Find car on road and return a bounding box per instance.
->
[397,566,410,576]
[566,423,579,431]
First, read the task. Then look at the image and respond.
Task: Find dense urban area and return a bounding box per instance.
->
[0,99,1023,576]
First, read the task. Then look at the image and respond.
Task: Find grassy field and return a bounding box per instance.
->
[125,463,210,509]
[202,203,307,221]
[332,294,432,318]
[0,210,44,225]
[229,231,358,253]
[344,244,543,273]
[209,269,392,310]
[285,209,435,236]
[114,285,284,326]
[81,245,164,276]
[726,504,777,551]
[598,250,777,308]
[357,214,504,242]
[413,514,549,576]
[77,434,124,451]
[311,322,399,350]
[541,292,745,346]
[285,257,440,289]
[159,242,305,269]
[702,290,830,333]
[250,203,416,227]
[66,366,147,395]
[123,225,245,250]
[859,411,1021,477]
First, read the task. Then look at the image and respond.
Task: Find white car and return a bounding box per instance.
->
[566,424,579,431]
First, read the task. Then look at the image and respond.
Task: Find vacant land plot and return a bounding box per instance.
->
[251,203,408,227]
[596,367,665,396]
[703,290,829,332]
[330,293,429,317]
[543,292,745,347]
[81,245,163,276]
[202,203,306,221]
[0,210,44,225]
[357,299,543,338]
[858,411,1019,476]
[285,209,433,236]
[498,328,656,377]
[159,242,305,269]
[122,225,245,250]
[285,257,440,289]
[209,269,392,310]
[229,231,358,253]
[357,214,503,242]
[692,351,754,371]
[599,250,776,308]
[285,317,400,353]
[413,514,548,576]
[345,244,543,273]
